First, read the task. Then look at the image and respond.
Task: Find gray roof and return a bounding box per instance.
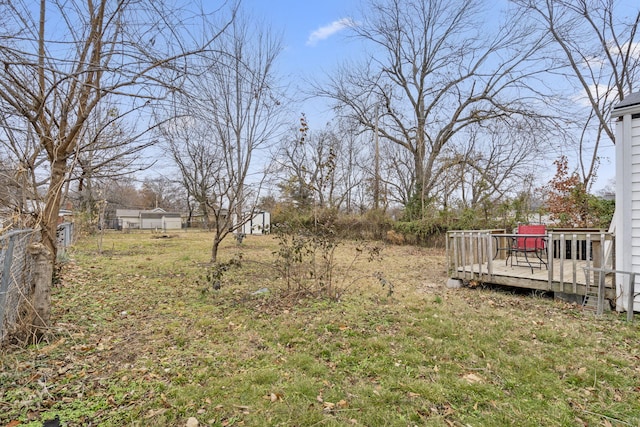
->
[116,209,140,217]
[613,92,640,110]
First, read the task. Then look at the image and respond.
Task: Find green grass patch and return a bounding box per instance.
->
[1,231,639,426]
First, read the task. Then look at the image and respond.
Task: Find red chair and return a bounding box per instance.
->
[507,224,547,272]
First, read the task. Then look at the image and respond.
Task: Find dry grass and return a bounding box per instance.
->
[1,230,639,426]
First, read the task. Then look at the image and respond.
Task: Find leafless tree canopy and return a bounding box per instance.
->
[159,10,286,261]
[317,0,552,217]
[511,0,640,189]
[0,0,234,255]
[0,0,234,338]
[274,117,367,213]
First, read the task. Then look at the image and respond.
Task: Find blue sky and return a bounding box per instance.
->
[241,0,359,125]
[233,0,620,191]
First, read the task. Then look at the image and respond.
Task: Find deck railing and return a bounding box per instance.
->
[446,229,615,296]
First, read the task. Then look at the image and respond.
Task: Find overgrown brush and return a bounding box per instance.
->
[272,219,389,300]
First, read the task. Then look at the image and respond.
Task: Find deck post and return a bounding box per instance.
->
[598,233,606,290]
[453,233,459,277]
[461,233,467,280]
[597,267,606,316]
[571,234,578,293]
[486,233,493,278]
[547,232,553,289]
[559,234,566,291]
[628,273,635,322]
[473,233,478,277]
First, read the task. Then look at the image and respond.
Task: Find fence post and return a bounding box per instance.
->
[28,242,53,341]
[0,234,16,334]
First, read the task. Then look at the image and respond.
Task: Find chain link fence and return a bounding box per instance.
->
[0,229,39,343]
[0,223,74,344]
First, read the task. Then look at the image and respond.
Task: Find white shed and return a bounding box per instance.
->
[140,208,182,230]
[612,92,640,312]
[241,211,271,235]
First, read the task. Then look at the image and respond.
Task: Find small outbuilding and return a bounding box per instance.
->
[240,211,271,235]
[116,208,182,231]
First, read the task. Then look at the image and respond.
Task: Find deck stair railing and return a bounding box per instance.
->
[583,267,638,321]
[582,268,604,315]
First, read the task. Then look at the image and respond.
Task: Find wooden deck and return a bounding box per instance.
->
[453,259,616,299]
[447,230,616,300]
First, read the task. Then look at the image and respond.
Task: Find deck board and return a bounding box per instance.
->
[453,259,615,298]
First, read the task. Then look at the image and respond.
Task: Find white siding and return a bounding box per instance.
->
[241,212,271,235]
[616,109,640,312]
[163,217,182,230]
[629,117,640,311]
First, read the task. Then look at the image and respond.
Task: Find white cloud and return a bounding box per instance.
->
[306,18,355,46]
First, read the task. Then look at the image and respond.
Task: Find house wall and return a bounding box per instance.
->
[163,217,182,230]
[615,109,640,312]
[120,217,140,229]
[140,215,181,230]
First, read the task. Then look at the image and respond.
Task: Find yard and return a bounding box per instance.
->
[1,231,639,426]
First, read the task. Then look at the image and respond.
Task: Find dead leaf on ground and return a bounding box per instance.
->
[323,402,336,411]
[144,408,167,419]
[462,372,484,383]
[265,392,283,402]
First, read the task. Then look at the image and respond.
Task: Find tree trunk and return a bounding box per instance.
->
[211,236,221,263]
[28,242,53,342]
[41,157,67,259]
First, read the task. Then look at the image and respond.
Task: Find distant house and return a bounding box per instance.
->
[115,209,141,229]
[116,208,182,230]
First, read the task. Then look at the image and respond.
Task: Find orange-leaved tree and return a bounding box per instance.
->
[543,156,593,227]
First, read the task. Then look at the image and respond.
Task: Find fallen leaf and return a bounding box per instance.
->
[407,392,421,398]
[144,408,167,419]
[323,402,336,411]
[267,392,283,402]
[463,373,483,384]
[337,399,348,408]
[39,338,66,354]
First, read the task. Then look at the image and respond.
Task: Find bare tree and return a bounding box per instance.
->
[162,119,225,230]
[0,0,234,338]
[512,0,640,189]
[139,177,185,212]
[441,120,546,213]
[274,116,366,212]
[66,105,159,219]
[161,11,285,262]
[318,0,549,218]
